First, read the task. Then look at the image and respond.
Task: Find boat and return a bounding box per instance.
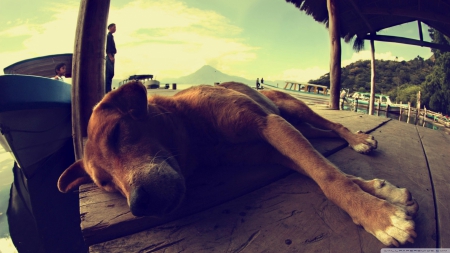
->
[282,81,329,95]
[1,54,87,252]
[119,74,160,89]
[343,92,408,113]
[423,108,450,127]
[1,54,73,169]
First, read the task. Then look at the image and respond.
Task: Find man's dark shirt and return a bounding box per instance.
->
[106,32,117,55]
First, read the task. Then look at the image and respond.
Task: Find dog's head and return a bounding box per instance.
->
[58,81,186,217]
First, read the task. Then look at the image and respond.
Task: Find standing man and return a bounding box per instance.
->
[105,23,117,93]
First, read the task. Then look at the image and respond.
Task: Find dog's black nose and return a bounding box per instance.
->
[129,186,167,217]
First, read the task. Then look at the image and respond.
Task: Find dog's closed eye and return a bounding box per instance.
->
[99,180,109,187]
[107,122,121,152]
[108,121,140,151]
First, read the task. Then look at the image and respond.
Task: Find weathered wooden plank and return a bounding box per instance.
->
[310,106,391,133]
[80,110,389,245]
[328,120,437,248]
[416,126,450,247]
[89,116,434,252]
[90,172,381,253]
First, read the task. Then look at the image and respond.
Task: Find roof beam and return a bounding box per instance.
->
[361,7,450,25]
[366,34,450,52]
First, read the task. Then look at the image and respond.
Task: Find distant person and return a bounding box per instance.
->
[53,63,66,81]
[105,23,117,93]
[261,77,264,84]
[256,78,260,89]
[340,89,348,102]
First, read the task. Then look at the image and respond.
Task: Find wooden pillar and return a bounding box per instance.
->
[368,34,376,115]
[376,101,380,116]
[417,90,421,110]
[327,0,341,110]
[407,102,411,124]
[72,0,111,160]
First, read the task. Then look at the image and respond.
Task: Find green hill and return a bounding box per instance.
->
[309,56,434,99]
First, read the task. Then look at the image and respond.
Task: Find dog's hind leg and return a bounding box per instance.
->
[260,90,377,154]
[260,114,417,247]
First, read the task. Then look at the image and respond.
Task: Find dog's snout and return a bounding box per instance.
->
[128,164,186,217]
[129,186,166,217]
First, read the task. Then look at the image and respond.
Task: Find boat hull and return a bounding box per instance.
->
[345,98,405,113]
[0,75,72,171]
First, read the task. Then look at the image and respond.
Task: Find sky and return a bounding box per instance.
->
[0,0,434,83]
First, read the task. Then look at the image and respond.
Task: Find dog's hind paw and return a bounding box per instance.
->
[372,207,417,247]
[371,179,419,217]
[349,131,378,154]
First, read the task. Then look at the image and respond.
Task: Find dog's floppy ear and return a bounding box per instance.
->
[58,160,92,193]
[100,81,148,119]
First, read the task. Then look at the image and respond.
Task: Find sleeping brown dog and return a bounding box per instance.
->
[58,81,418,247]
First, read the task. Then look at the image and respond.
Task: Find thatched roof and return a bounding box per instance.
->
[3,53,73,78]
[285,0,450,44]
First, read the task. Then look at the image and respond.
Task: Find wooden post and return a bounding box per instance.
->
[423,106,427,127]
[376,101,380,116]
[354,98,358,112]
[418,21,424,42]
[72,0,111,160]
[327,0,341,110]
[414,108,419,125]
[399,106,403,121]
[386,104,390,118]
[368,33,376,115]
[407,102,411,124]
[417,90,421,110]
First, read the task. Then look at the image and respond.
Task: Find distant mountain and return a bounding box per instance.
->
[162,65,254,85]
[112,65,281,89]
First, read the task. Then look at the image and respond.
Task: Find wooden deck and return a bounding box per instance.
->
[78,97,450,252]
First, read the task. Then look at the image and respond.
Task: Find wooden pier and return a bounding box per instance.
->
[77,103,450,252]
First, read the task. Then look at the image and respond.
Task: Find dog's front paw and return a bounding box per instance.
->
[353,198,417,247]
[348,130,378,154]
[372,204,417,247]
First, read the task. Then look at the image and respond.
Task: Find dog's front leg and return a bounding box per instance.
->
[260,114,417,247]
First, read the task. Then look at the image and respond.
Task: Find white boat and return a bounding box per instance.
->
[344,92,408,113]
[119,74,160,89]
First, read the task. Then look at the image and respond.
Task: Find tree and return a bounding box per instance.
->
[421,28,450,115]
[388,84,421,106]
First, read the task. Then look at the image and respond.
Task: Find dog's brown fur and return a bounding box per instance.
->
[58,81,418,247]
